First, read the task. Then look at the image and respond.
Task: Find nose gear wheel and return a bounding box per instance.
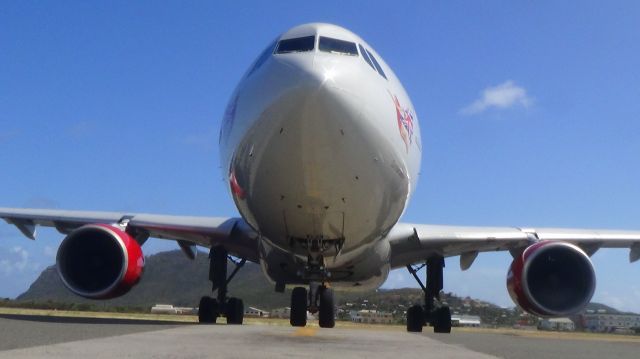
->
[289,282,335,328]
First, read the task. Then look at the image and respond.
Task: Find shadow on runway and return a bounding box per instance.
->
[0,313,193,325]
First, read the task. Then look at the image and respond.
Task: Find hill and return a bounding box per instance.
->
[17,250,290,309]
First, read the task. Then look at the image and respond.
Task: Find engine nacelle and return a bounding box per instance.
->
[507,241,595,317]
[56,224,144,299]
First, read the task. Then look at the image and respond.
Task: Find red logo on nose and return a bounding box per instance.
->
[391,93,414,153]
[229,169,245,200]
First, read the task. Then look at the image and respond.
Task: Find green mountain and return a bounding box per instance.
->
[17,250,290,309]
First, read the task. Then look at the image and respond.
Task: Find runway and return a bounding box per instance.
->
[1,314,640,358]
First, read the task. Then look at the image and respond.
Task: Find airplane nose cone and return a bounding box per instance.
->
[227,52,410,253]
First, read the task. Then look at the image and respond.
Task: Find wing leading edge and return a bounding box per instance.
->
[0,208,260,262]
[4,208,640,272]
[387,222,640,270]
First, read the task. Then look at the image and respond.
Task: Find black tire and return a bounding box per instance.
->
[198,296,218,324]
[318,287,335,328]
[406,305,424,332]
[290,287,307,327]
[226,297,244,325]
[433,306,452,333]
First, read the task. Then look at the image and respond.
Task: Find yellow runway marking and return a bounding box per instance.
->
[293,327,318,337]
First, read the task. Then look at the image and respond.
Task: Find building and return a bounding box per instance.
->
[350,310,393,324]
[151,304,196,315]
[244,307,268,318]
[270,307,291,319]
[538,318,575,331]
[270,307,315,320]
[451,315,481,327]
[579,312,640,333]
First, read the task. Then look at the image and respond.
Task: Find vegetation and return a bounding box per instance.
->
[0,298,146,313]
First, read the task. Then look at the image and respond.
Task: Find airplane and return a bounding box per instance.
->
[3,23,640,334]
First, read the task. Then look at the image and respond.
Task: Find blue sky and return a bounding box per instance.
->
[2,1,640,311]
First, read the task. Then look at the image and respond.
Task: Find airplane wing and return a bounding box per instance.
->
[387,222,640,270]
[0,207,259,262]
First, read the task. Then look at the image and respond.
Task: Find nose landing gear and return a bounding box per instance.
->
[406,256,452,333]
[290,282,335,328]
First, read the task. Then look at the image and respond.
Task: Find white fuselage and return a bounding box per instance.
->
[219,23,422,288]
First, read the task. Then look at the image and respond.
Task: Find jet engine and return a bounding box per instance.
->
[507,241,595,317]
[56,224,144,299]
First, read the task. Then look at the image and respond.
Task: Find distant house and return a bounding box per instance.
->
[244,307,268,318]
[451,315,481,327]
[538,318,575,331]
[270,307,314,320]
[151,304,196,315]
[151,304,178,314]
[270,307,291,319]
[350,310,393,324]
[579,313,640,333]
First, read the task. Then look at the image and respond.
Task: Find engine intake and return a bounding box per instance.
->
[56,224,144,299]
[507,241,595,317]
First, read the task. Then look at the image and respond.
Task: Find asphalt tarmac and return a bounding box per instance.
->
[0,314,186,351]
[1,314,640,358]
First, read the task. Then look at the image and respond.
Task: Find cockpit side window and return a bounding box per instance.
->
[276,36,315,54]
[365,49,387,80]
[319,36,358,56]
[358,44,376,70]
[246,39,277,77]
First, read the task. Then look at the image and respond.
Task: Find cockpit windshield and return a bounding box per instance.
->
[275,36,315,54]
[365,48,387,80]
[319,36,358,56]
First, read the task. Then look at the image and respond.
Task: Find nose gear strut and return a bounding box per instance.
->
[287,239,337,329]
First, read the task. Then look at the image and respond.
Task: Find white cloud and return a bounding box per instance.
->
[44,246,58,258]
[0,246,30,275]
[43,246,57,258]
[11,246,29,271]
[0,260,11,274]
[460,80,533,115]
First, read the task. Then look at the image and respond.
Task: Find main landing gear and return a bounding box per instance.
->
[198,246,247,324]
[290,282,335,328]
[406,256,452,333]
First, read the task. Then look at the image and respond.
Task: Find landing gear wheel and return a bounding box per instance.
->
[226,297,244,325]
[406,305,424,332]
[290,287,308,327]
[204,246,247,326]
[433,306,452,333]
[198,296,218,324]
[406,257,451,334]
[318,287,335,328]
